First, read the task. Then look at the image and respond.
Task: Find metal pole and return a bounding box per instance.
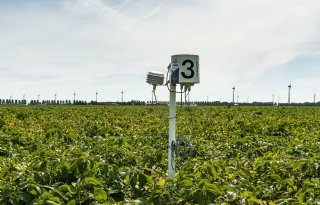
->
[151,91,154,104]
[168,83,176,179]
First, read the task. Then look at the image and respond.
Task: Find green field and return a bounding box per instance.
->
[1,106,320,204]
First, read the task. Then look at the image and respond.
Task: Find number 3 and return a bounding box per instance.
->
[181,60,194,79]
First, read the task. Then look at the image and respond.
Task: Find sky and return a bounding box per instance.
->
[0,0,320,103]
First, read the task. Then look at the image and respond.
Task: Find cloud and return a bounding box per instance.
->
[0,0,319,101]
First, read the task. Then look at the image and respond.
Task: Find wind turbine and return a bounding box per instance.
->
[288,82,291,104]
[314,93,316,104]
[95,91,98,102]
[232,86,235,104]
[121,90,124,102]
[272,94,275,105]
[73,92,76,102]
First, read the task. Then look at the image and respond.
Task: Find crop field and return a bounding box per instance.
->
[1,106,320,204]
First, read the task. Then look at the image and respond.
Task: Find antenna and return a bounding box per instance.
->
[288,82,291,104]
[146,71,164,104]
[232,86,235,104]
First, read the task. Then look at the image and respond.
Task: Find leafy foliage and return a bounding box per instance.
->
[1,106,320,204]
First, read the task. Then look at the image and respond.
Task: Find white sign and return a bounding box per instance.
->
[171,54,199,84]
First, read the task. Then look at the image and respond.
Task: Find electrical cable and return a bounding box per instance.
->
[171,136,195,170]
[185,90,195,128]
[168,86,184,120]
[165,67,186,94]
[164,65,199,170]
[171,140,175,170]
[153,90,158,104]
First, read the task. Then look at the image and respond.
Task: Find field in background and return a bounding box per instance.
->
[1,106,320,204]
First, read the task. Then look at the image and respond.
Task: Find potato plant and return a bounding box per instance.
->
[0,106,320,204]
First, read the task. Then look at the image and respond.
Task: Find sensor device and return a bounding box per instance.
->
[146,71,164,87]
[146,71,164,104]
[170,54,199,85]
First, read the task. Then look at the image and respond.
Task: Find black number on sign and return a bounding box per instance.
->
[181,60,194,79]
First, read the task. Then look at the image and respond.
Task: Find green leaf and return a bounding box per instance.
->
[45,200,60,205]
[20,192,32,203]
[180,179,193,188]
[139,172,151,187]
[240,168,250,177]
[193,189,205,204]
[204,182,221,195]
[270,174,281,181]
[94,187,107,201]
[157,177,166,187]
[67,199,76,205]
[297,192,305,203]
[248,196,260,204]
[84,177,100,185]
[207,165,218,181]
[285,178,294,187]
[59,184,76,194]
[243,191,255,198]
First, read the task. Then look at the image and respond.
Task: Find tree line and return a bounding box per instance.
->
[0,99,319,106]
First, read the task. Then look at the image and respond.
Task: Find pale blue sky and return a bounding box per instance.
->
[0,0,320,102]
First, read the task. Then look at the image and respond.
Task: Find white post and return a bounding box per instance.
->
[168,83,176,179]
